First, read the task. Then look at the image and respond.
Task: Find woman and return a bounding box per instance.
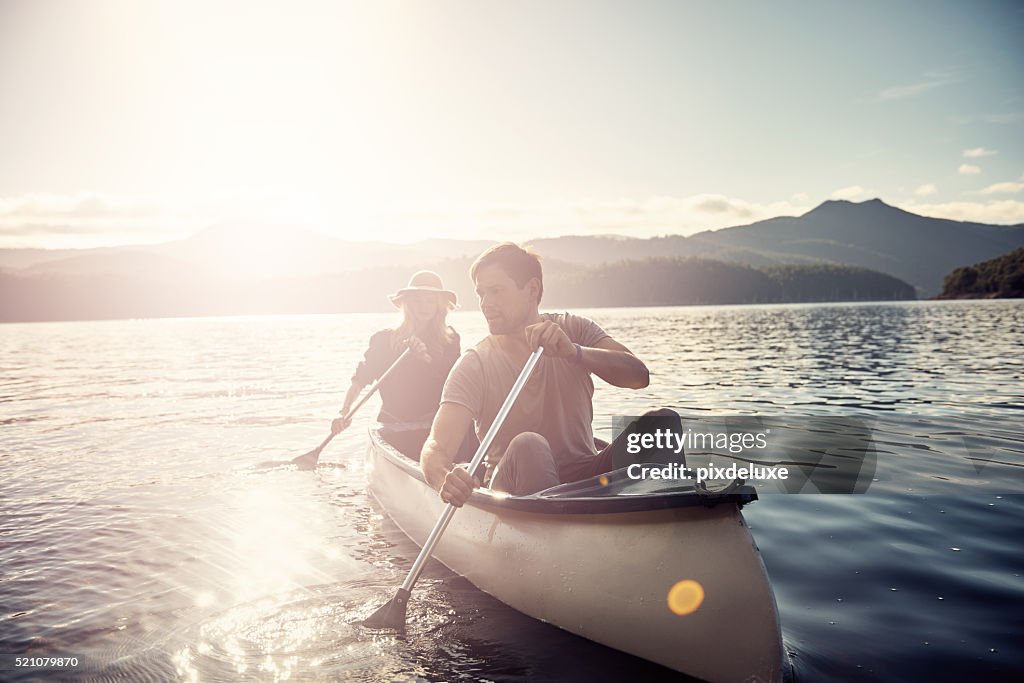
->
[331,270,460,433]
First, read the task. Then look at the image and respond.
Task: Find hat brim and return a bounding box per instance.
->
[388,287,458,309]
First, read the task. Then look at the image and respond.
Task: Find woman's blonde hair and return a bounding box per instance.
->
[392,293,455,353]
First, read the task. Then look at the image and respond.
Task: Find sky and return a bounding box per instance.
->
[0,0,1022,249]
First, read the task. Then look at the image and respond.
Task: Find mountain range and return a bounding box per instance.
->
[527,199,1024,295]
[2,198,1022,321]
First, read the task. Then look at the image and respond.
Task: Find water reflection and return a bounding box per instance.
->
[0,302,1021,682]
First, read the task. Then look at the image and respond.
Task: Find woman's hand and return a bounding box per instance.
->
[331,414,352,434]
[405,336,433,364]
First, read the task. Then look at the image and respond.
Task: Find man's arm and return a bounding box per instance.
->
[584,337,650,389]
[421,402,478,507]
[526,321,650,389]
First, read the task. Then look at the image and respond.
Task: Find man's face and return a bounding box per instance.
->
[474,264,536,335]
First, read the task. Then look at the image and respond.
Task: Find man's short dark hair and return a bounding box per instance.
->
[470,242,544,303]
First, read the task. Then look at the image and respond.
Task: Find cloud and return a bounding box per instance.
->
[877,82,943,101]
[981,113,1024,125]
[0,189,362,248]
[830,186,866,200]
[875,71,958,101]
[386,194,1024,242]
[948,113,1024,126]
[914,184,938,196]
[6,190,1022,249]
[694,196,748,215]
[976,177,1024,195]
[958,164,981,175]
[791,192,810,203]
[963,147,997,158]
[0,192,202,248]
[897,199,1024,225]
[0,192,164,220]
[387,194,816,242]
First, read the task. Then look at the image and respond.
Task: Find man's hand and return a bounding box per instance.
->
[522,325,652,389]
[405,335,433,364]
[421,402,475,501]
[440,465,480,508]
[525,320,574,359]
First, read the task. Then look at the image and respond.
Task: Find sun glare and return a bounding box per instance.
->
[229,487,316,604]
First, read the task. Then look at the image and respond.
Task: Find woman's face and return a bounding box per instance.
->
[404,292,441,323]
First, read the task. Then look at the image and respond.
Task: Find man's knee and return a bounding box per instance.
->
[505,432,552,461]
[638,408,681,432]
[636,408,685,466]
[492,432,559,495]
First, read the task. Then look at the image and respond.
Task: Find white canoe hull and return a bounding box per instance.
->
[367,427,786,683]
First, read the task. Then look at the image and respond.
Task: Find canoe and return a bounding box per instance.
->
[366,422,787,683]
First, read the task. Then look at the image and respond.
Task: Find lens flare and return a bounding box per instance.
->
[667,579,705,616]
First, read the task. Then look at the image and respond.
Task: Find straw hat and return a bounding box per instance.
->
[388,270,458,309]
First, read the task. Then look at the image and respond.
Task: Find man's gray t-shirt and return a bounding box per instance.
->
[441,312,610,477]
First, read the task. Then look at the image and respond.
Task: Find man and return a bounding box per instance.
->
[421,242,675,507]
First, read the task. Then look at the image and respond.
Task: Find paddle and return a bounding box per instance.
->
[290,348,414,470]
[363,345,545,629]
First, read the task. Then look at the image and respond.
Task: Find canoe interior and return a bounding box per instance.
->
[374,423,760,515]
[379,423,431,462]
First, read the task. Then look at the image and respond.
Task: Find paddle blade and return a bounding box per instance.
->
[361,588,410,630]
[290,448,321,470]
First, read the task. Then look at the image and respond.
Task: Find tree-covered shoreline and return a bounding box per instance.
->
[937,247,1024,300]
[549,258,915,307]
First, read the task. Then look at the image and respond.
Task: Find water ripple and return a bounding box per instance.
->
[1,302,1021,682]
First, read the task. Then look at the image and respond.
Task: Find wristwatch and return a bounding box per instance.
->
[572,343,583,364]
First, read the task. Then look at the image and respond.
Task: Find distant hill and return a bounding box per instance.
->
[2,198,1023,321]
[0,244,140,272]
[690,199,1024,295]
[23,249,204,279]
[937,247,1024,299]
[0,223,496,280]
[3,200,1023,297]
[0,256,914,322]
[528,199,1024,295]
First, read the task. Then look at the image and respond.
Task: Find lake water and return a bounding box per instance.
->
[1,301,1022,682]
